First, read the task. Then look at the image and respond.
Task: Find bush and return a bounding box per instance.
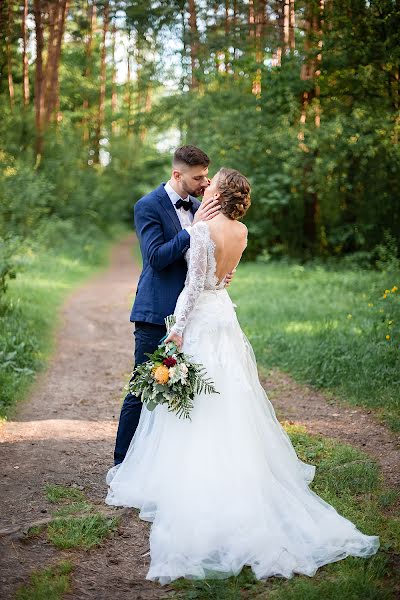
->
[0,236,19,302]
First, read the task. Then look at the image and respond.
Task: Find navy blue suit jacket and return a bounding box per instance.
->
[130,183,201,325]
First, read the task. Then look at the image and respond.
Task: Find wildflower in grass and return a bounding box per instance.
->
[386,335,391,341]
[383,294,387,299]
[384,289,390,294]
[392,286,398,292]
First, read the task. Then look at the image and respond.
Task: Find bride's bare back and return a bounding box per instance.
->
[207,214,248,284]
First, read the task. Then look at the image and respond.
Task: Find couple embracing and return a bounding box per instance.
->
[106,146,379,585]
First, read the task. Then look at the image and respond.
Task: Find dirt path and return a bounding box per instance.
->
[0,236,173,600]
[0,235,398,598]
[264,371,400,495]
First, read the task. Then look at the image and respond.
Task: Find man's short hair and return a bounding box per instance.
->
[173,145,210,168]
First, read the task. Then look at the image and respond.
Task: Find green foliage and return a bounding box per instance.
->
[375,232,400,273]
[0,235,18,302]
[230,262,400,430]
[15,562,73,600]
[0,232,115,417]
[156,2,400,262]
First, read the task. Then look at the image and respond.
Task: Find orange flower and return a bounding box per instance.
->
[153,365,170,384]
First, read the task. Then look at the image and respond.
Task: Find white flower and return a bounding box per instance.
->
[168,366,181,384]
[180,364,188,375]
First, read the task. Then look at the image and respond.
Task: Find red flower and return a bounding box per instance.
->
[163,357,177,367]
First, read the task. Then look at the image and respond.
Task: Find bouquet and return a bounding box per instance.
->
[129,316,218,419]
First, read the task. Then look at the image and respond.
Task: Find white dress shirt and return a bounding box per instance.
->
[164,181,193,235]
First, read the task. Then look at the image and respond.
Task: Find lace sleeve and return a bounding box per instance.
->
[170,222,209,336]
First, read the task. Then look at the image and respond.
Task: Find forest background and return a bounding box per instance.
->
[0,0,399,426]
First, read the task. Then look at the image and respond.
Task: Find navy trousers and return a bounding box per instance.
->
[113,321,167,465]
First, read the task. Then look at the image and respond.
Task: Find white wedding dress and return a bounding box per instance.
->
[106,220,379,585]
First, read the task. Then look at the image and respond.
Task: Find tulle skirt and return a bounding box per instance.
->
[105,288,380,585]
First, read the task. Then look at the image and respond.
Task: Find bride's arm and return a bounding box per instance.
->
[165,222,208,345]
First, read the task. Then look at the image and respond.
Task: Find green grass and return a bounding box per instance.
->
[15,561,73,600]
[172,567,262,599]
[40,484,119,550]
[47,513,119,550]
[230,262,400,430]
[53,501,93,517]
[0,227,127,418]
[172,426,399,600]
[45,484,87,504]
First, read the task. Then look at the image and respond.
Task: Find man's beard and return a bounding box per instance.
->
[182,181,204,198]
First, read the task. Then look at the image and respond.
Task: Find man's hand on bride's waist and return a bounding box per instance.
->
[224,268,236,287]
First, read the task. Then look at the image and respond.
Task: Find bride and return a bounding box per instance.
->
[106,168,380,585]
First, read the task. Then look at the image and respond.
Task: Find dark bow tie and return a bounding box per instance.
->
[175,198,193,211]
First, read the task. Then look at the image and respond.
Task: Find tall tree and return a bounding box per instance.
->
[82,0,97,143]
[188,0,199,89]
[299,0,325,249]
[111,16,118,135]
[94,0,110,163]
[22,0,30,107]
[6,0,15,110]
[33,0,69,156]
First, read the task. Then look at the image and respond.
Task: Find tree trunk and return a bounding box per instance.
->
[300,0,324,128]
[139,85,152,141]
[284,0,290,50]
[125,33,132,135]
[44,0,69,123]
[33,0,69,149]
[6,0,15,111]
[252,0,267,96]
[111,18,117,135]
[22,0,29,106]
[248,0,255,38]
[314,0,324,127]
[188,0,199,89]
[82,0,96,142]
[33,0,45,158]
[272,0,284,67]
[224,0,231,73]
[289,0,296,49]
[94,0,109,163]
[299,0,325,249]
[233,0,238,64]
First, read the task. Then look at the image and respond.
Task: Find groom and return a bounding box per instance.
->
[113,145,227,465]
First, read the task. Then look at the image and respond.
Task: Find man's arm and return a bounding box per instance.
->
[135,201,190,272]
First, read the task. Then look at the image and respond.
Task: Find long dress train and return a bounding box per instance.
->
[106,221,380,585]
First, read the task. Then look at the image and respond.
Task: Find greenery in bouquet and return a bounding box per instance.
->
[129,317,218,419]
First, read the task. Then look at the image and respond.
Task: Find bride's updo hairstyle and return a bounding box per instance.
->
[216,168,251,220]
